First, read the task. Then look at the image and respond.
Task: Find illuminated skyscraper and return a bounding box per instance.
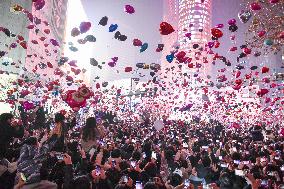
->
[162,0,212,77]
[178,0,212,50]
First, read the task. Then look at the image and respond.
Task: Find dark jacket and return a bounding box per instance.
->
[0,122,24,158]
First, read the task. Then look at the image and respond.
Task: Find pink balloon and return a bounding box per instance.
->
[250,2,261,11]
[207,41,214,48]
[228,19,236,25]
[124,5,135,14]
[34,0,45,10]
[215,24,224,28]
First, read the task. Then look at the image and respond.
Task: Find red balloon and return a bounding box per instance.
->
[125,67,133,72]
[159,22,175,35]
[261,66,269,73]
[211,28,223,38]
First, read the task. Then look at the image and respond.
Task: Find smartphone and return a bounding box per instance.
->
[184,179,190,187]
[95,165,101,175]
[234,160,241,165]
[136,181,143,189]
[122,175,128,183]
[20,173,27,182]
[261,180,268,186]
[202,146,208,149]
[235,170,245,177]
[220,163,228,168]
[152,152,157,159]
[131,161,136,167]
[183,142,188,148]
[56,154,64,160]
[243,161,250,165]
[112,160,116,167]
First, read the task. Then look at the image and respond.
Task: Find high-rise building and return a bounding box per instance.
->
[178,0,212,50]
[25,0,68,76]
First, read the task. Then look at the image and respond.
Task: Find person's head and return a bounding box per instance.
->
[82,117,97,141]
[55,113,65,123]
[71,176,91,189]
[0,113,14,125]
[144,182,159,189]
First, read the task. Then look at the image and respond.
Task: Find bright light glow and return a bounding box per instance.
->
[64,0,91,82]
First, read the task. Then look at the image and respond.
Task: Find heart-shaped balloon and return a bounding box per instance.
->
[159,22,175,35]
[257,30,266,37]
[79,22,91,34]
[250,2,261,11]
[207,41,214,48]
[216,24,224,28]
[228,19,236,25]
[71,27,80,37]
[261,66,269,73]
[238,10,252,23]
[211,28,223,38]
[124,5,135,14]
[34,0,45,10]
[133,39,142,46]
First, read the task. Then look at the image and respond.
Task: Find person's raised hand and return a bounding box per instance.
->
[64,153,72,165]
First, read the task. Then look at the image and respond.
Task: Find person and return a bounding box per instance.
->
[81,117,105,152]
[51,113,66,152]
[0,113,24,159]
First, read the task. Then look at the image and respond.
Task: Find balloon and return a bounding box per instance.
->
[136,63,144,68]
[278,31,284,39]
[269,0,279,3]
[211,28,223,38]
[140,43,148,52]
[159,22,175,35]
[229,25,238,32]
[264,39,273,46]
[250,66,258,70]
[90,58,98,66]
[85,35,96,42]
[80,22,91,33]
[238,10,252,23]
[133,39,142,46]
[124,5,135,14]
[216,24,224,28]
[166,54,174,63]
[114,31,127,41]
[71,27,80,37]
[108,62,116,67]
[69,46,78,52]
[207,41,214,48]
[257,89,269,97]
[228,19,236,25]
[257,31,266,37]
[250,2,261,11]
[34,0,45,10]
[125,67,132,72]
[150,72,155,77]
[243,48,251,54]
[185,33,191,38]
[99,16,108,26]
[50,39,59,46]
[261,66,269,73]
[109,24,118,32]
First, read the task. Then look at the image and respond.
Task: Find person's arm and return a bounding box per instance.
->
[63,154,74,189]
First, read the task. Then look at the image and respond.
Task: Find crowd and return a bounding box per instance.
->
[0,111,283,189]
